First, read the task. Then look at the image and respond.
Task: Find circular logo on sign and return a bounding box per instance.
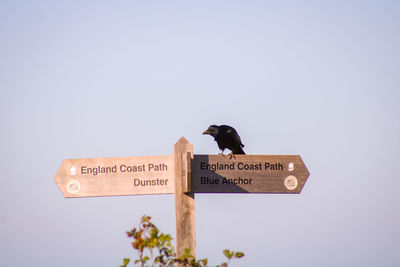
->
[67,179,80,194]
[284,175,298,190]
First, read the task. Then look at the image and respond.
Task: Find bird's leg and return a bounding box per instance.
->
[228,152,236,160]
[219,149,225,157]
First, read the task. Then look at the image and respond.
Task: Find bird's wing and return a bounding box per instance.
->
[227,128,244,148]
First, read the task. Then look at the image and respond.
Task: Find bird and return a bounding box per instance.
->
[203,125,245,158]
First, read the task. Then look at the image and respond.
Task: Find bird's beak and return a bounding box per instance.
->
[203,130,210,135]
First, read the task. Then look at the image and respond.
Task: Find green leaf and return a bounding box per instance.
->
[234,252,245,258]
[119,257,130,267]
[141,215,151,222]
[184,248,191,255]
[223,249,233,259]
[200,258,208,266]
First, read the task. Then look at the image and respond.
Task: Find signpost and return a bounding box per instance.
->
[54,137,310,259]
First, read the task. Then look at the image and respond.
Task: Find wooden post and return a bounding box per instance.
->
[174,137,195,259]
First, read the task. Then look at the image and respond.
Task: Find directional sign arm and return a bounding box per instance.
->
[191,155,310,194]
[54,156,175,198]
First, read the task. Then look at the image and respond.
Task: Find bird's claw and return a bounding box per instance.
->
[219,152,235,159]
[228,152,236,160]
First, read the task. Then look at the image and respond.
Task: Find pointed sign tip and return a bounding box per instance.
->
[175,136,193,147]
[177,136,189,143]
[174,136,193,153]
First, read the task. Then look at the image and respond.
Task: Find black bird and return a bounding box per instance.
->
[203,125,245,157]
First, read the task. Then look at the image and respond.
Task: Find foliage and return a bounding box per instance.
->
[121,215,244,267]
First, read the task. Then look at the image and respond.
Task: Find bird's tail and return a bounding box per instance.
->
[234,147,246,155]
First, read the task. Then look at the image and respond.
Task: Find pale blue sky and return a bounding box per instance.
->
[1,1,399,266]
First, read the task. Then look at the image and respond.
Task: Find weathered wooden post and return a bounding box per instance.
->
[174,137,196,259]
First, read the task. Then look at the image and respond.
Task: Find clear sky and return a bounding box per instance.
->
[1,1,399,266]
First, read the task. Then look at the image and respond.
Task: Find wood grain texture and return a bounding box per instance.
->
[54,155,175,198]
[191,154,310,194]
[174,137,196,259]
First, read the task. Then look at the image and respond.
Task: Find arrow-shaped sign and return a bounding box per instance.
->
[191,155,309,194]
[54,155,175,198]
